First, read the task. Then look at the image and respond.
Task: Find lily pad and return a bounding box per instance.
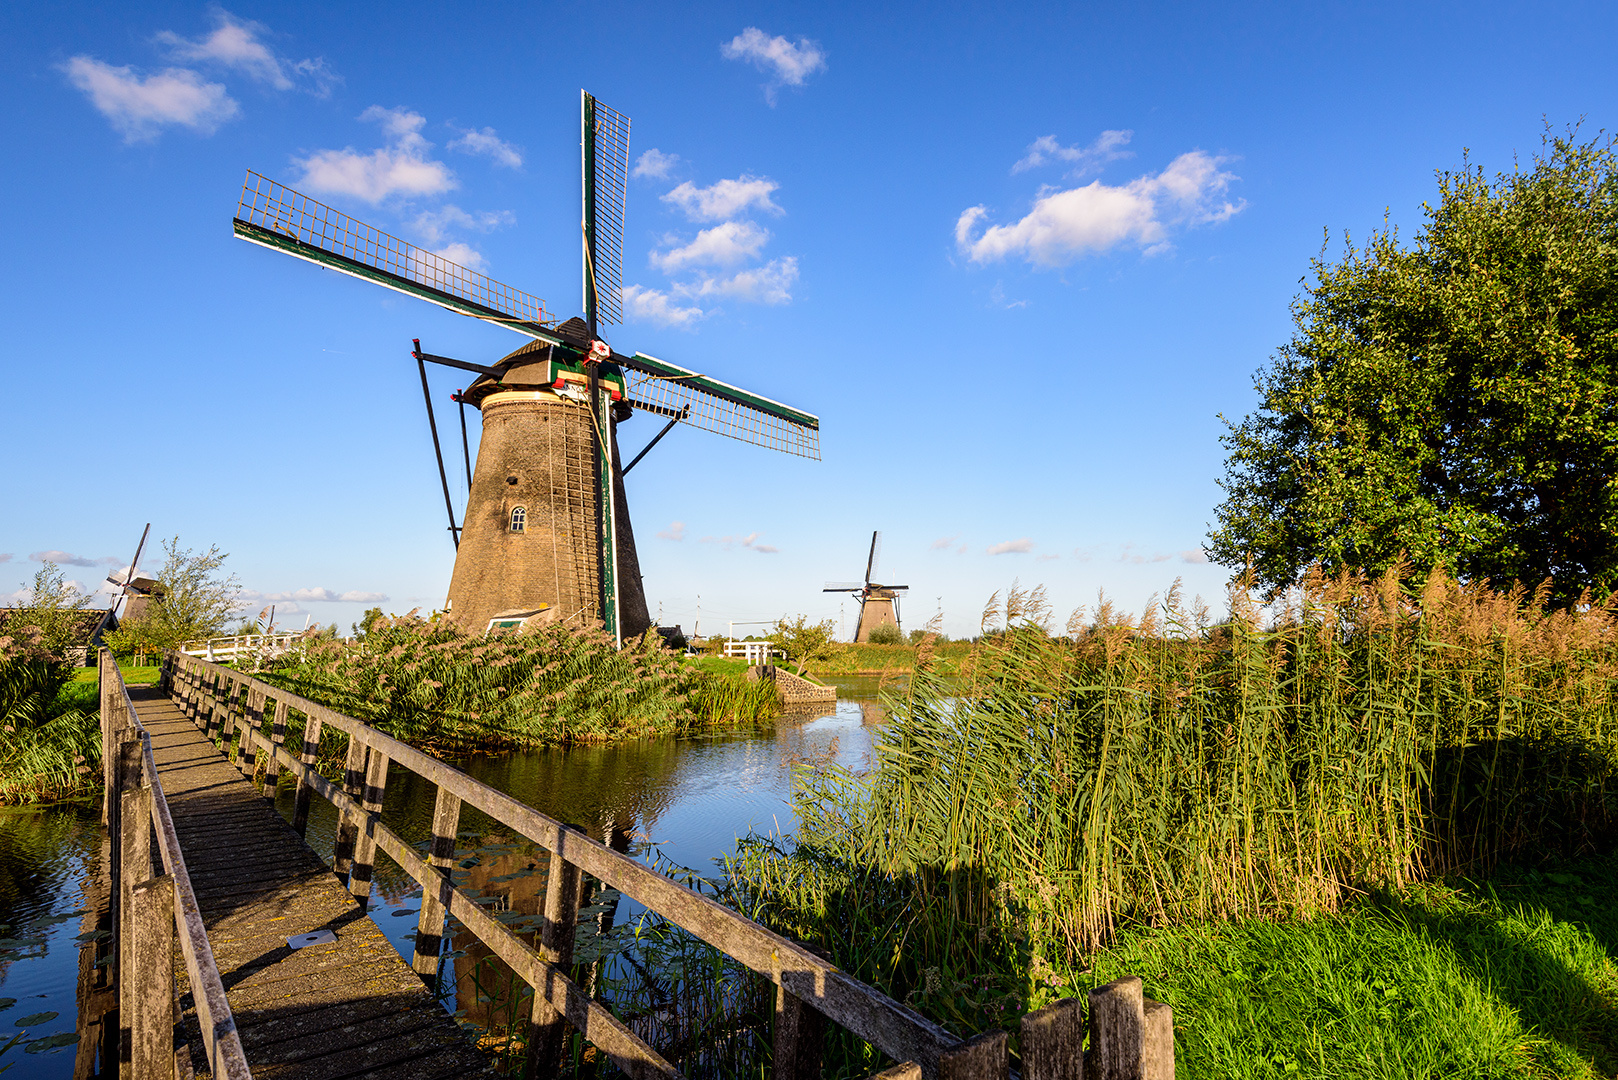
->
[15,1012,58,1028]
[0,999,15,1011]
[391,909,418,917]
[24,1031,77,1053]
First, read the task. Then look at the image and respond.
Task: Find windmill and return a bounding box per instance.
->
[232,91,819,644]
[105,523,161,621]
[824,531,909,642]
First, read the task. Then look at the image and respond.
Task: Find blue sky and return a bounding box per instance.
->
[3,1,1614,640]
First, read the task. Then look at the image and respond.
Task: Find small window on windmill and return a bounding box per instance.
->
[510,507,526,532]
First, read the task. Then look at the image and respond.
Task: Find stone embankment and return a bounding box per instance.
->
[749,665,837,705]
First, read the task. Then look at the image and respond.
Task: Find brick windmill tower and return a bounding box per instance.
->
[232,92,820,643]
[824,531,909,642]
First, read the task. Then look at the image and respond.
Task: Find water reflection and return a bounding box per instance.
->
[0,679,899,1076]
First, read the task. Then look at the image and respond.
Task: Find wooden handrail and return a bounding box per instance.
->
[101,649,253,1079]
[166,649,960,1077]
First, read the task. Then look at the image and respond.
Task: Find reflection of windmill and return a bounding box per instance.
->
[824,531,909,642]
[105,523,162,620]
[232,91,819,644]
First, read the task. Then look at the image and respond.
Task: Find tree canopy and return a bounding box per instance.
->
[1208,130,1618,601]
[104,537,240,655]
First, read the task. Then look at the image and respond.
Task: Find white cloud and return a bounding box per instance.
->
[721,27,826,103]
[673,257,797,305]
[410,205,513,245]
[663,176,782,222]
[63,57,238,142]
[1180,549,1210,564]
[956,150,1245,267]
[1013,130,1134,176]
[634,149,680,179]
[449,126,522,169]
[651,221,771,274]
[701,532,779,554]
[432,242,486,271]
[657,521,687,541]
[0,555,12,564]
[622,285,706,328]
[293,106,456,203]
[156,11,286,88]
[242,587,388,604]
[987,539,1034,555]
[930,535,959,551]
[29,550,118,568]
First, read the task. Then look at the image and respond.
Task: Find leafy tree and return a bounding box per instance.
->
[866,622,904,645]
[5,563,96,658]
[104,537,240,656]
[351,607,385,640]
[1209,130,1618,602]
[768,615,840,675]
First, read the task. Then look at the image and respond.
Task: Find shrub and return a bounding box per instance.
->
[866,623,904,645]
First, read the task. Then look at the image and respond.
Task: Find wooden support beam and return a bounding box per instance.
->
[1023,997,1085,1080]
[347,747,389,906]
[332,735,368,877]
[1087,977,1174,1080]
[261,698,288,798]
[412,786,461,981]
[290,710,324,836]
[939,1031,1008,1080]
[127,875,176,1077]
[525,824,586,1080]
[776,979,828,1080]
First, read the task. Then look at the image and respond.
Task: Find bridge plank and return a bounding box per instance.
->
[132,687,495,1079]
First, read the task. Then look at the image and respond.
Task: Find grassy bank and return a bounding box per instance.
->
[0,646,100,805]
[726,570,1618,1076]
[808,640,975,676]
[258,616,778,755]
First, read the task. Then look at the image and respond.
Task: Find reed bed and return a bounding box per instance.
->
[728,568,1618,1019]
[261,616,777,756]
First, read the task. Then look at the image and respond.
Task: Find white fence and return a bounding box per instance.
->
[722,641,782,664]
[179,634,301,665]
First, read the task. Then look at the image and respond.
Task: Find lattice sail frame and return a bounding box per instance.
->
[619,352,820,460]
[584,95,631,326]
[233,172,556,335]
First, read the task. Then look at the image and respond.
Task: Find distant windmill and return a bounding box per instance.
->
[105,523,161,620]
[824,531,909,642]
[232,91,820,644]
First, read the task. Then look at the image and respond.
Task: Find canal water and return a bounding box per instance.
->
[0,676,899,1078]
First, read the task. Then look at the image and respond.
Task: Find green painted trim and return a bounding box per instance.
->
[623,351,820,429]
[582,91,598,332]
[233,218,564,347]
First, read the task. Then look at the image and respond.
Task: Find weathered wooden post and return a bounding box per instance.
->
[204,669,224,742]
[261,698,289,799]
[237,685,264,779]
[290,709,324,837]
[332,735,369,878]
[412,786,462,982]
[1023,997,1085,1080]
[347,745,390,906]
[220,676,244,759]
[939,1031,1008,1080]
[1087,977,1173,1080]
[523,824,587,1080]
[127,874,176,1076]
[116,740,149,1034]
[776,946,829,1080]
[98,650,116,826]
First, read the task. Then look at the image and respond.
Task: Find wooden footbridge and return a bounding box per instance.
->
[80,648,1176,1079]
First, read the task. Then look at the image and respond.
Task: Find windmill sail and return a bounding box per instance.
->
[582,93,630,327]
[233,172,560,339]
[620,352,820,460]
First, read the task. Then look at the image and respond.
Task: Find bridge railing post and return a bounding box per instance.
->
[1086,976,1174,1080]
[220,677,243,763]
[332,734,369,878]
[127,874,176,1078]
[776,969,829,1080]
[523,823,586,1080]
[347,743,390,907]
[412,785,462,983]
[237,684,264,780]
[116,739,150,1052]
[204,670,224,742]
[290,710,324,837]
[262,698,289,799]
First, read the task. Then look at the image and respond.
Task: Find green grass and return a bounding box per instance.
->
[685,655,751,678]
[1079,861,1618,1078]
[70,664,160,685]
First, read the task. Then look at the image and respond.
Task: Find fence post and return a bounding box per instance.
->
[1087,977,1173,1080]
[1023,997,1085,1080]
[116,747,149,1040]
[220,677,243,760]
[412,785,462,982]
[237,685,264,779]
[290,710,324,837]
[204,670,224,742]
[940,1031,1008,1080]
[347,746,390,906]
[523,824,587,1080]
[99,650,115,826]
[332,735,369,877]
[127,874,175,1077]
[262,698,289,799]
[775,979,828,1080]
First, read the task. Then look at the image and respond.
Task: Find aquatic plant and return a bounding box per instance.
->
[0,629,99,804]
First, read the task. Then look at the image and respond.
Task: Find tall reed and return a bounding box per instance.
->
[729,568,1618,1001]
